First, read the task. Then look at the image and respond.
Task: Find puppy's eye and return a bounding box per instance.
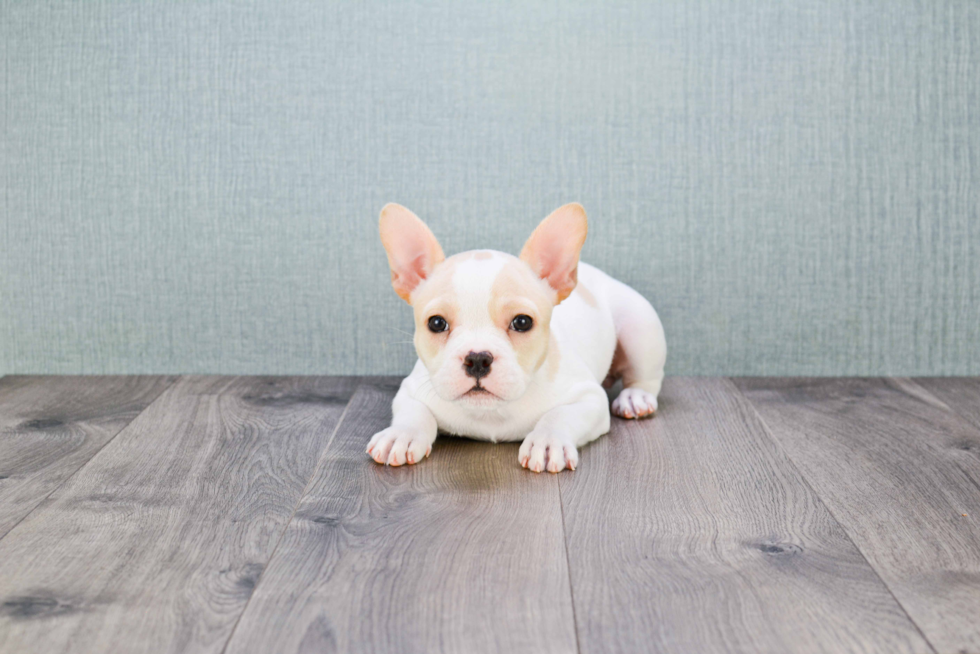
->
[510,314,534,332]
[427,315,449,333]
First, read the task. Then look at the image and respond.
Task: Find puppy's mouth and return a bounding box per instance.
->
[461,382,498,399]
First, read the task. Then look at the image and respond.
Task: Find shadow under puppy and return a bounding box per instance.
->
[368,203,667,473]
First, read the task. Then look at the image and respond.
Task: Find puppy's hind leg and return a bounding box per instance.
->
[606,279,666,419]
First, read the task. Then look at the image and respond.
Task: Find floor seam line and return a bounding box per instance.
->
[727,377,939,654]
[557,473,583,654]
[218,379,359,654]
[0,374,181,544]
[905,377,980,432]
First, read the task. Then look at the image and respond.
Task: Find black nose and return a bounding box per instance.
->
[463,351,494,379]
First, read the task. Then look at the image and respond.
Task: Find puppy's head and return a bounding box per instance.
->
[380,203,587,407]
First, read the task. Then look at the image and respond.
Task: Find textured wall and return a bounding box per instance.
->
[1,0,978,376]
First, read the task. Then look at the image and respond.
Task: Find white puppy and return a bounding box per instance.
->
[367,203,667,473]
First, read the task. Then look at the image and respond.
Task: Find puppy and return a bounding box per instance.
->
[367,203,666,473]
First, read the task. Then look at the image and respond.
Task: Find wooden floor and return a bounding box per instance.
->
[0,376,978,654]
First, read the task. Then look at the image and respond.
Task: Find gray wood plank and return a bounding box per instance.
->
[911,377,980,431]
[0,375,177,539]
[560,377,931,654]
[0,375,357,654]
[224,379,577,654]
[735,377,980,654]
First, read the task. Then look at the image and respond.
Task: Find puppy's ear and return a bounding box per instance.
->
[520,203,588,303]
[379,203,445,303]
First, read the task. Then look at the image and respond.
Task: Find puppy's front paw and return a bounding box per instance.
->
[612,387,658,419]
[519,433,578,473]
[366,427,433,466]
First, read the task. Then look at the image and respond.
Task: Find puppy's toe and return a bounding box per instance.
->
[367,429,397,464]
[612,388,659,419]
[527,441,548,473]
[386,439,408,466]
[404,438,430,466]
[545,447,567,473]
[518,438,534,469]
[562,444,579,471]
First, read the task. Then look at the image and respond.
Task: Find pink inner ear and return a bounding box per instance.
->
[543,258,577,297]
[535,251,579,301]
[379,204,445,302]
[390,252,429,297]
[520,204,588,302]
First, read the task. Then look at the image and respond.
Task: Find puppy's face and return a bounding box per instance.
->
[380,203,588,408]
[411,251,554,405]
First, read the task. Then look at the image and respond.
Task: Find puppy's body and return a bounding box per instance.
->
[369,204,666,472]
[400,259,662,442]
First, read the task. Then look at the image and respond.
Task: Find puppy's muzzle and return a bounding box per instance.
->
[463,351,493,380]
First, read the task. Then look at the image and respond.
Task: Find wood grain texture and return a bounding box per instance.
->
[0,375,177,540]
[560,377,931,654]
[224,379,577,654]
[736,377,980,654]
[912,377,980,432]
[0,376,357,654]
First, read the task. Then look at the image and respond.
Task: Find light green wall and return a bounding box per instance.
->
[2,0,978,376]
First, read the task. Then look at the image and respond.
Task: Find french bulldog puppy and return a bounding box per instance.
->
[367,203,666,473]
